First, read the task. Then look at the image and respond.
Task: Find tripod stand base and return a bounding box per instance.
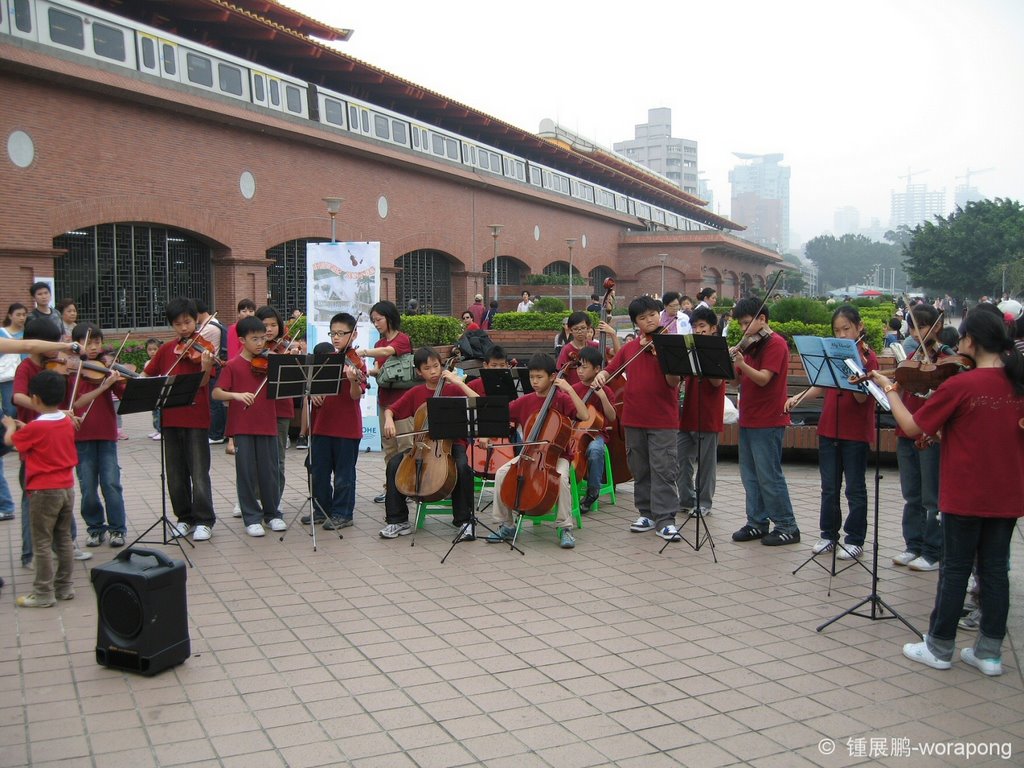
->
[817,593,921,636]
[129,515,194,568]
[665,510,718,561]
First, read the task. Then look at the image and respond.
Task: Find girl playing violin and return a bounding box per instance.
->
[871,310,1024,677]
[594,296,683,542]
[212,316,282,537]
[143,297,217,542]
[729,297,801,547]
[784,306,877,560]
[256,305,298,509]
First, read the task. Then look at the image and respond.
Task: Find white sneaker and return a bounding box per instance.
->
[379,522,412,538]
[658,525,681,541]
[629,516,655,532]
[892,550,917,566]
[812,538,835,554]
[232,504,242,518]
[172,522,193,539]
[193,525,212,541]
[838,544,863,560]
[267,518,287,532]
[245,523,265,538]
[961,647,1002,676]
[73,547,92,561]
[908,556,939,572]
[902,640,951,670]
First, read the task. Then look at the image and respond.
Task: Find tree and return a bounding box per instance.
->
[804,234,905,292]
[902,198,1024,298]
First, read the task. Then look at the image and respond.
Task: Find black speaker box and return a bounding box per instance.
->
[91,547,190,676]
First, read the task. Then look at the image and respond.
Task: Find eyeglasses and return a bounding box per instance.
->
[570,325,589,333]
[328,330,352,338]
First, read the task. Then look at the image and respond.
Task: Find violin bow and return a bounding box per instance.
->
[166,311,219,377]
[248,312,312,407]
[740,269,784,341]
[81,331,131,421]
[66,328,91,415]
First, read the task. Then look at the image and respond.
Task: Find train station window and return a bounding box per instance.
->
[267,238,328,318]
[484,257,524,287]
[14,0,32,33]
[392,120,407,145]
[253,74,265,102]
[140,37,156,69]
[186,53,213,87]
[285,85,302,113]
[374,114,390,140]
[396,250,452,316]
[48,7,83,49]
[162,44,176,75]
[218,63,243,96]
[323,99,343,126]
[92,22,125,61]
[53,224,211,330]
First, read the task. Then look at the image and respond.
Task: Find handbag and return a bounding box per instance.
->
[376,352,419,389]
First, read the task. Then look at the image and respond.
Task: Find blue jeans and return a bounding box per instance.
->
[0,379,14,417]
[311,435,359,521]
[208,372,226,441]
[818,437,868,545]
[739,427,798,534]
[926,514,1016,663]
[584,436,606,497]
[76,440,127,535]
[896,437,941,561]
[0,455,13,517]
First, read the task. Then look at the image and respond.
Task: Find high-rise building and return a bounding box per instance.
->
[833,206,860,236]
[729,152,790,252]
[890,184,946,228]
[613,108,699,197]
[697,177,714,212]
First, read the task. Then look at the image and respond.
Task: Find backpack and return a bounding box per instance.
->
[457,329,494,361]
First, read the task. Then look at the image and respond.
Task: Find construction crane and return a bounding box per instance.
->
[955,167,994,206]
[955,167,995,187]
[897,168,930,189]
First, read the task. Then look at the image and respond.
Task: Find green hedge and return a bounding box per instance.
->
[727,321,884,352]
[523,274,588,286]
[491,311,599,331]
[532,296,567,314]
[399,315,463,347]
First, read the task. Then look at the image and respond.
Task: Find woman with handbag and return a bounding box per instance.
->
[358,301,414,503]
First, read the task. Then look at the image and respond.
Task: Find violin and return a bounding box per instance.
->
[47,357,138,382]
[499,361,575,516]
[250,351,270,377]
[393,356,460,502]
[732,326,773,356]
[344,348,367,382]
[850,346,974,395]
[172,331,223,368]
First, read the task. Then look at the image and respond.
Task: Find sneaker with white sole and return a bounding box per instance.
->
[16,593,55,608]
[245,523,265,537]
[961,647,1002,676]
[761,529,800,546]
[379,522,412,538]
[908,556,939,572]
[232,504,242,518]
[658,525,681,542]
[629,516,655,533]
[109,533,125,548]
[838,544,863,560]
[86,531,105,547]
[559,528,575,549]
[958,608,981,631]
[267,518,287,532]
[892,550,917,566]
[172,522,193,539]
[902,640,951,670]
[192,525,212,541]
[811,538,835,554]
[486,524,517,543]
[73,548,92,561]
[456,525,476,542]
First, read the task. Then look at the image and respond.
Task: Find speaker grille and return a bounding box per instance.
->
[100,583,144,638]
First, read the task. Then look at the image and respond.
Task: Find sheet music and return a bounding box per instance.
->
[844,358,892,411]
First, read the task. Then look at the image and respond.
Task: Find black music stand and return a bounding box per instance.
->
[510,367,532,397]
[653,333,733,559]
[791,337,873,581]
[480,368,519,403]
[269,353,344,550]
[119,372,205,566]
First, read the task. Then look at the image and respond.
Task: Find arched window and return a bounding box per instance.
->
[542,261,579,278]
[588,266,615,292]
[740,273,754,296]
[267,237,328,317]
[53,224,211,330]
[396,249,452,316]
[483,256,525,286]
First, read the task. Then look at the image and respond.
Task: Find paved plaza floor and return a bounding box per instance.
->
[1,412,1022,767]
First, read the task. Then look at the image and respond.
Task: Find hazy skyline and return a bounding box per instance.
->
[286,0,1024,249]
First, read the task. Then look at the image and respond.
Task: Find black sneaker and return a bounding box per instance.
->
[295,436,308,450]
[579,493,599,514]
[322,517,353,530]
[300,512,327,525]
[762,529,801,546]
[732,525,767,542]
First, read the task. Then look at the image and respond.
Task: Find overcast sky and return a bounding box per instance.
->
[286,0,1023,249]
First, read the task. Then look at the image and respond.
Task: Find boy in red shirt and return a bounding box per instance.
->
[572,346,616,513]
[729,297,801,546]
[69,323,128,548]
[380,348,479,539]
[213,316,281,537]
[556,311,620,386]
[304,314,365,529]
[488,353,589,549]
[4,370,77,607]
[595,297,683,541]
[144,297,216,541]
[677,306,727,519]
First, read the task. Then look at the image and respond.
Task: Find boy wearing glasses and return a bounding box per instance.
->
[556,311,621,385]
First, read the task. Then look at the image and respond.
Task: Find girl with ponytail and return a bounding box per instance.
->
[871,310,1024,677]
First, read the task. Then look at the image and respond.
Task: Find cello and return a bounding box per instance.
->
[498,361,575,516]
[393,355,460,503]
[596,278,632,484]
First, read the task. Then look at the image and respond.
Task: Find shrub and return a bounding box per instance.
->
[399,314,462,347]
[492,312,597,331]
[524,274,588,286]
[726,320,883,352]
[118,342,153,373]
[769,297,833,325]
[531,296,567,314]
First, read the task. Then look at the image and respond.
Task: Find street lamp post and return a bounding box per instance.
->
[658,252,668,297]
[322,197,343,243]
[566,238,577,309]
[488,224,503,306]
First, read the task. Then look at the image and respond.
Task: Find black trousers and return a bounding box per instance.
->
[384,442,473,525]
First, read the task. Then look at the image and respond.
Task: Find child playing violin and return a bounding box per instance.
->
[213,316,282,537]
[572,346,616,513]
[256,306,297,509]
[380,347,478,540]
[556,310,620,386]
[677,306,727,520]
[144,297,217,541]
[729,297,801,546]
[594,296,682,541]
[68,322,128,549]
[784,306,877,559]
[871,310,1024,677]
[304,314,365,530]
[487,353,589,549]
